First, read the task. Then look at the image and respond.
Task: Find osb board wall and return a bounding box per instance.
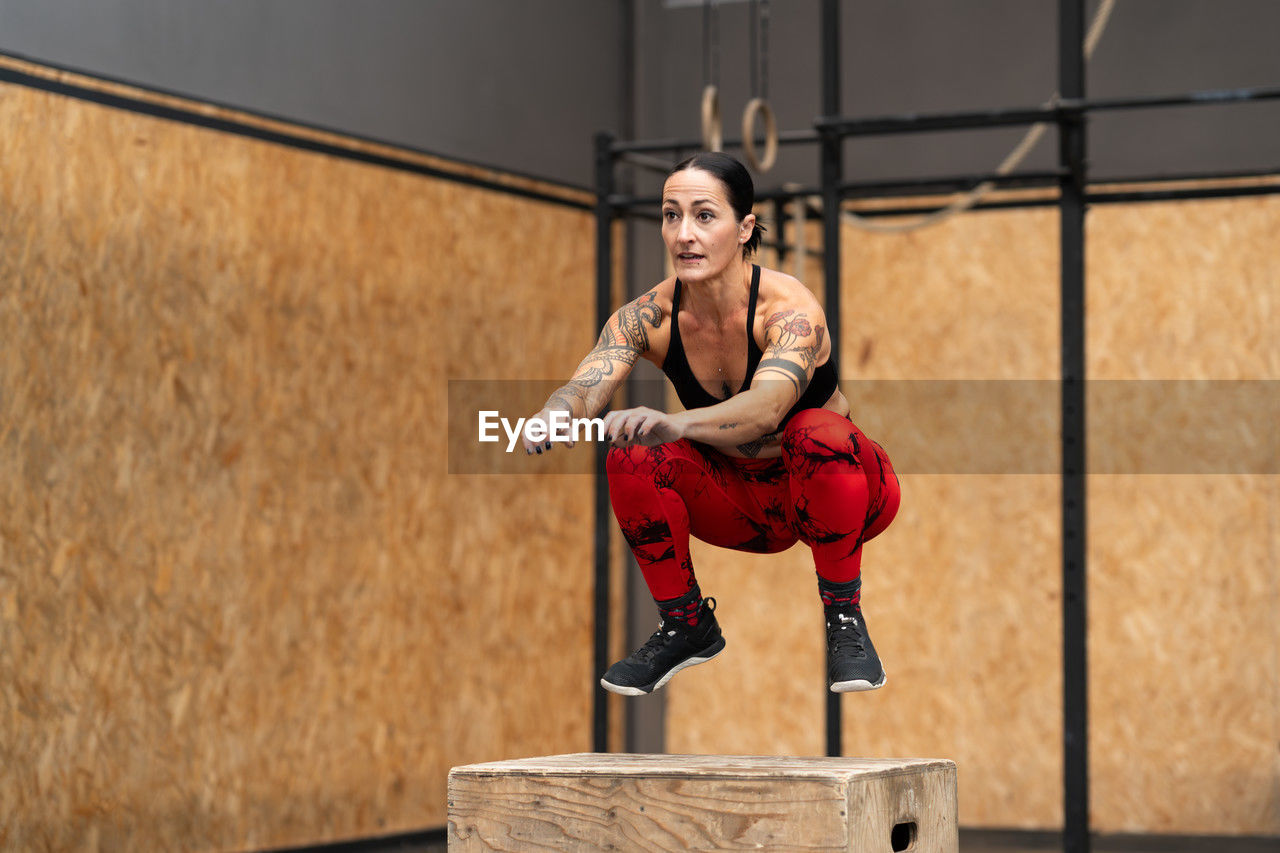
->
[1086,198,1278,834]
[0,79,596,850]
[666,198,1278,835]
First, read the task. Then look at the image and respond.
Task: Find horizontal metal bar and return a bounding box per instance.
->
[1091,165,1280,187]
[846,180,1280,217]
[608,161,1280,212]
[840,169,1067,198]
[817,106,1059,137]
[755,185,824,203]
[618,151,676,174]
[608,85,1280,158]
[1089,183,1280,204]
[815,84,1280,138]
[1076,85,1280,115]
[850,198,1060,217]
[611,128,820,155]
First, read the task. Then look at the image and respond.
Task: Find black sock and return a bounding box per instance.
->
[817,576,861,609]
[656,585,704,627]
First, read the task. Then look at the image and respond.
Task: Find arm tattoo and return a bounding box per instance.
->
[758,309,825,397]
[612,292,663,351]
[764,310,826,369]
[546,385,588,413]
[756,357,811,395]
[574,293,662,386]
[544,292,662,411]
[718,422,742,430]
[736,430,781,458]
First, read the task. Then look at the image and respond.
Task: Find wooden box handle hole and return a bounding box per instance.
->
[891,820,918,851]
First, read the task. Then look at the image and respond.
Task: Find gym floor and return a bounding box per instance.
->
[278,827,1279,852]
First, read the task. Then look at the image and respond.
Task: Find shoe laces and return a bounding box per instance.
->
[827,610,867,658]
[633,626,675,662]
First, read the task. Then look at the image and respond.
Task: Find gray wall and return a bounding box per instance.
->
[3,1,1277,188]
[0,0,625,188]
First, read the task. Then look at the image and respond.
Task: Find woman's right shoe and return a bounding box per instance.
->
[600,598,725,696]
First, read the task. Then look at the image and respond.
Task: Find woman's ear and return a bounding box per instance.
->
[740,213,757,244]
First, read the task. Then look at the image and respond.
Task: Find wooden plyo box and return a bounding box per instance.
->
[448,753,957,852]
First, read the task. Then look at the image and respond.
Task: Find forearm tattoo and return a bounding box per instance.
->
[757,310,826,396]
[544,292,662,412]
[736,429,782,458]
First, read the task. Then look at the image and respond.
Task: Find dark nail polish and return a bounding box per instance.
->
[545,442,551,450]
[535,447,542,455]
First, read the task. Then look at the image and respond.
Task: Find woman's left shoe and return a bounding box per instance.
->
[825,603,887,692]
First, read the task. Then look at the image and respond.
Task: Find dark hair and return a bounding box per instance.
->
[669,152,765,256]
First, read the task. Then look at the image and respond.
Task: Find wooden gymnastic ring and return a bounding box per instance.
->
[741,97,778,172]
[701,84,723,152]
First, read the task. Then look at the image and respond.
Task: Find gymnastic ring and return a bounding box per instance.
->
[741,97,778,172]
[701,84,723,152]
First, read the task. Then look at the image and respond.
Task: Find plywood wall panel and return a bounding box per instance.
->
[0,77,595,851]
[1088,197,1279,380]
[1089,474,1277,834]
[842,209,1061,382]
[1086,198,1279,835]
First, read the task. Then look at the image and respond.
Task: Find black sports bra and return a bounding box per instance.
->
[661,265,840,432]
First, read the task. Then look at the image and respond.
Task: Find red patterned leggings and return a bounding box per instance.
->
[606,408,901,601]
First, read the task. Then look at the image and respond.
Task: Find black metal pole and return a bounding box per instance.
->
[1058,2,1089,851]
[821,0,844,759]
[593,131,616,754]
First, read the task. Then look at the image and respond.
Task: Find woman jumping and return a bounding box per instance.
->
[524,152,900,696]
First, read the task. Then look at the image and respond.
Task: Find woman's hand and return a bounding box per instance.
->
[521,408,574,455]
[601,407,686,448]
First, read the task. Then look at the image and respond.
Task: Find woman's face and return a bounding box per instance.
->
[661,168,754,283]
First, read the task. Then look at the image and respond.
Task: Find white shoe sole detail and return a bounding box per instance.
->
[600,642,725,696]
[830,672,887,693]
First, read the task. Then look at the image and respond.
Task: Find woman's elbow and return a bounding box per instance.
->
[758,398,792,436]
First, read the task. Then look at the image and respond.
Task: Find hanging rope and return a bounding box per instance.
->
[701,0,723,151]
[742,0,778,171]
[831,0,1116,233]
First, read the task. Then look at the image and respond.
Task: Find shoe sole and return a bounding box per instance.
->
[600,636,726,696]
[830,672,887,693]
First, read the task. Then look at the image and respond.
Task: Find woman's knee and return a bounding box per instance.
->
[782,407,848,440]
[606,440,694,478]
[781,409,858,462]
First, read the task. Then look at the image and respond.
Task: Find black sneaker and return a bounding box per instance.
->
[825,603,886,692]
[600,599,725,696]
